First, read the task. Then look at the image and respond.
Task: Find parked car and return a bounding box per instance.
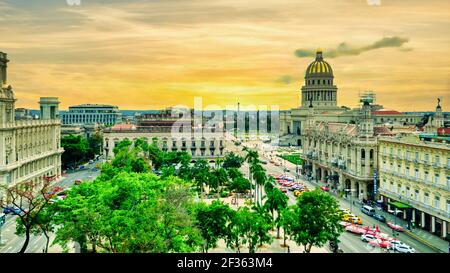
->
[387,222,405,232]
[372,214,386,222]
[320,186,329,191]
[74,179,82,185]
[361,205,376,216]
[345,225,367,234]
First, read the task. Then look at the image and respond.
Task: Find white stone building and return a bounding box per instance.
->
[0,52,63,203]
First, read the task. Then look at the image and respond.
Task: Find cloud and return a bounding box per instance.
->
[295,36,410,58]
[276,75,295,84]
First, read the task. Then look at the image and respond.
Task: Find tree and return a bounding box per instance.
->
[87,132,103,159]
[0,179,54,253]
[263,186,288,238]
[279,207,296,247]
[229,176,251,194]
[194,201,233,253]
[232,207,273,253]
[289,189,344,253]
[16,203,56,253]
[52,172,203,253]
[222,152,244,169]
[208,168,228,198]
[61,134,89,169]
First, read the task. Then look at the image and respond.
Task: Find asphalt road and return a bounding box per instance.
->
[0,161,101,253]
[235,141,437,253]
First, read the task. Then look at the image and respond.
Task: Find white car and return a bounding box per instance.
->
[394,244,415,253]
[361,234,377,242]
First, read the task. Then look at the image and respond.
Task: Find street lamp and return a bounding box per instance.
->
[344,188,356,213]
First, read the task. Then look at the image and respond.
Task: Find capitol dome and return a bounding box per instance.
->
[305,50,333,78]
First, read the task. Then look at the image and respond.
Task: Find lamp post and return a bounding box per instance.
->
[345,188,356,213]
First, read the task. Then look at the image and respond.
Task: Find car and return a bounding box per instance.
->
[74,179,82,185]
[394,244,415,253]
[389,239,407,249]
[361,234,377,242]
[278,187,287,193]
[368,239,392,249]
[345,225,367,234]
[361,205,376,216]
[320,186,329,191]
[347,216,363,225]
[339,221,352,227]
[387,222,405,232]
[293,190,302,197]
[0,213,6,224]
[3,206,24,215]
[372,214,386,222]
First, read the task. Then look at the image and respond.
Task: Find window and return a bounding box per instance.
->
[423,193,429,205]
[424,171,429,182]
[405,151,410,160]
[434,173,440,184]
[434,155,440,165]
[424,154,429,164]
[414,189,419,200]
[397,164,401,175]
[415,152,419,160]
[382,161,386,171]
[434,196,440,208]
[397,184,401,194]
[390,148,393,155]
[383,147,386,155]
[447,200,450,213]
[397,149,402,158]
[405,167,410,177]
[406,187,410,198]
[390,163,394,172]
[390,182,394,192]
[414,169,419,179]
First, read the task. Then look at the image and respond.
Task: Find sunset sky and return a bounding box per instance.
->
[1,0,449,111]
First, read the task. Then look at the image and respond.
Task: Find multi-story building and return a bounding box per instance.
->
[103,108,229,160]
[279,51,425,147]
[0,52,63,203]
[61,104,122,126]
[378,132,449,238]
[301,99,394,201]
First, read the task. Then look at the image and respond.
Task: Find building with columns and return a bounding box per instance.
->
[279,51,424,147]
[300,98,395,201]
[103,108,229,161]
[0,52,63,203]
[378,102,449,239]
[61,104,122,126]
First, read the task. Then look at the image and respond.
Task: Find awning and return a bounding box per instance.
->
[388,201,412,210]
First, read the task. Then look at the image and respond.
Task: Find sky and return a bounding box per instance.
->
[1,0,449,111]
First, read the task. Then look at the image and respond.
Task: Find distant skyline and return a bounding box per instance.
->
[1,0,449,111]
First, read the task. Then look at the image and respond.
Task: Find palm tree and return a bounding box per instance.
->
[243,147,260,203]
[263,186,288,238]
[250,163,266,205]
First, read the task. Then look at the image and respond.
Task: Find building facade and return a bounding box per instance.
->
[103,109,229,160]
[61,104,122,126]
[378,134,450,238]
[0,52,63,203]
[300,100,392,201]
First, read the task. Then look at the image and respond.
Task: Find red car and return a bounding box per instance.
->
[345,225,367,234]
[368,238,392,249]
[278,187,288,193]
[387,222,405,232]
[320,186,330,191]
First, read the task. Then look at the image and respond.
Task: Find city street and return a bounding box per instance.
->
[235,140,438,253]
[0,161,101,253]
